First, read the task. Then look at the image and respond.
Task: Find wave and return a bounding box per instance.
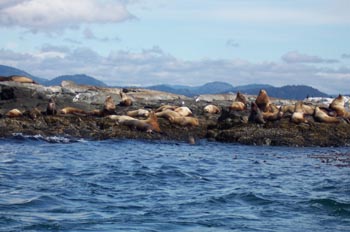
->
[309,198,350,216]
[11,133,86,143]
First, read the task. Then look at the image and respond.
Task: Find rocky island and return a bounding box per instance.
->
[1,77,350,147]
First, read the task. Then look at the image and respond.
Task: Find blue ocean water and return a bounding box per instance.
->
[0,135,349,231]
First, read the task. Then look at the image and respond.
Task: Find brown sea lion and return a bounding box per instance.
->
[249,102,265,124]
[314,107,340,123]
[9,75,36,84]
[139,111,161,132]
[302,104,315,115]
[174,106,192,117]
[46,97,57,115]
[120,119,153,133]
[156,110,181,121]
[127,109,150,118]
[235,91,248,105]
[262,104,282,121]
[169,116,199,127]
[6,109,23,118]
[120,112,160,133]
[203,104,221,114]
[255,89,271,112]
[119,91,133,106]
[103,96,116,115]
[291,101,307,124]
[229,101,246,111]
[106,115,135,122]
[155,105,179,112]
[280,104,295,114]
[329,94,346,117]
[59,107,86,115]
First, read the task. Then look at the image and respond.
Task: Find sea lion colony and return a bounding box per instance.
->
[1,76,350,134]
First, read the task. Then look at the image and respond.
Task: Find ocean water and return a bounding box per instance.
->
[0,135,349,231]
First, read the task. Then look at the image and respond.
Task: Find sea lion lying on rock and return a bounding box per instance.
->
[127,109,150,118]
[204,104,221,114]
[156,110,181,121]
[174,106,192,117]
[59,107,86,115]
[169,116,199,127]
[119,112,161,133]
[314,107,340,123]
[229,92,248,111]
[0,75,36,84]
[155,105,178,112]
[6,109,23,118]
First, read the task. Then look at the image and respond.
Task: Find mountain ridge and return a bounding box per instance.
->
[0,64,329,100]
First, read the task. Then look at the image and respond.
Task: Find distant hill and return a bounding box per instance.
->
[46,74,108,87]
[148,82,328,100]
[235,85,329,100]
[148,81,234,96]
[0,65,48,84]
[232,84,273,92]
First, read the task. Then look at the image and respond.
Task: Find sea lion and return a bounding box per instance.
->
[280,104,295,114]
[262,104,282,121]
[119,91,133,106]
[291,101,307,124]
[155,105,179,112]
[235,91,248,105]
[6,109,23,118]
[121,119,153,133]
[255,89,271,112]
[229,101,246,111]
[204,104,221,114]
[103,96,116,115]
[169,116,199,127]
[127,109,150,118]
[314,107,340,123]
[0,76,10,81]
[329,94,346,117]
[249,102,265,124]
[59,107,86,115]
[302,104,315,115]
[174,106,192,117]
[156,110,181,121]
[106,115,135,122]
[46,97,57,115]
[139,111,161,132]
[120,111,161,133]
[9,75,36,84]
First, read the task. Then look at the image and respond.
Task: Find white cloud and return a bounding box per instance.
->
[282,51,338,64]
[1,47,350,94]
[0,0,133,32]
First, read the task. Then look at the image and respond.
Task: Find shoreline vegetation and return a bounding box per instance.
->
[1,76,350,147]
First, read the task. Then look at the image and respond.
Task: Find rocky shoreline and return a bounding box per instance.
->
[1,80,350,147]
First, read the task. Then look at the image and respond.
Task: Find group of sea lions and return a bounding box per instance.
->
[216,89,350,125]
[2,75,350,135]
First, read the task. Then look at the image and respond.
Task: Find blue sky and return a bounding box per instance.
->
[0,0,350,94]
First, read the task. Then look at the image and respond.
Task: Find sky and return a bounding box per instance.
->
[0,0,350,94]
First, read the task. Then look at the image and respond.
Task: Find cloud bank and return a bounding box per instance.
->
[0,0,132,32]
[0,46,348,94]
